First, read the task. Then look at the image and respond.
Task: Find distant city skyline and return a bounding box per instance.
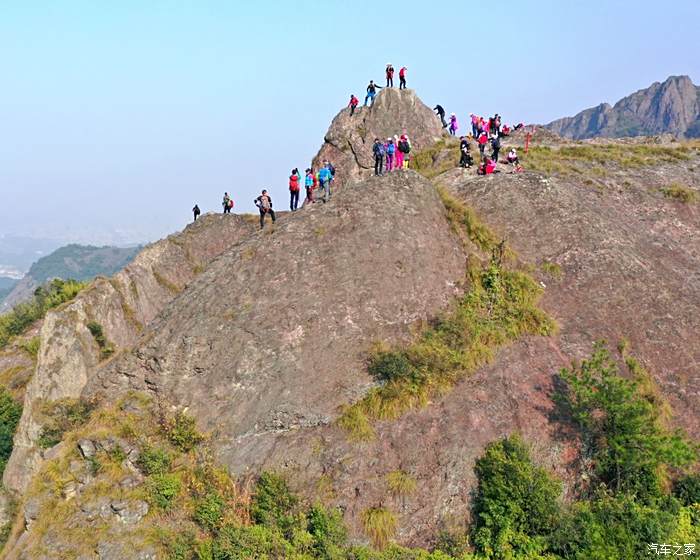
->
[1,0,698,245]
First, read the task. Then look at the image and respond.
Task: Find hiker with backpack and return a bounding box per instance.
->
[254,190,276,229]
[393,135,403,169]
[490,135,501,163]
[386,64,395,87]
[289,168,301,211]
[398,135,411,169]
[222,193,233,214]
[303,168,315,206]
[449,113,458,136]
[434,104,447,128]
[385,137,396,172]
[364,80,382,106]
[192,204,200,221]
[478,131,488,157]
[399,67,407,89]
[318,164,332,202]
[373,138,385,176]
[349,94,359,116]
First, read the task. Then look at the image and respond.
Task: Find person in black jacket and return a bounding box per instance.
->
[434,104,447,128]
[364,80,383,106]
[254,190,276,229]
[192,204,200,221]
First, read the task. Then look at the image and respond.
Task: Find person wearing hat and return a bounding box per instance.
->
[386,64,394,87]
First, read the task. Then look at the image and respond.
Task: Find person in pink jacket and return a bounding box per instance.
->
[449,113,458,136]
[393,134,403,169]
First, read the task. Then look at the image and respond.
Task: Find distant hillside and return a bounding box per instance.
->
[547,75,700,139]
[0,278,18,302]
[1,244,140,311]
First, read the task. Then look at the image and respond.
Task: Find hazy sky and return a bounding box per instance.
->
[1,0,698,244]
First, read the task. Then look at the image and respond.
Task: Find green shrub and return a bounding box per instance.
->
[251,472,299,531]
[0,387,22,476]
[212,524,293,559]
[194,492,226,531]
[137,445,172,476]
[306,504,348,557]
[368,350,424,384]
[0,278,86,349]
[163,411,202,452]
[674,474,700,506]
[37,397,96,449]
[147,473,181,510]
[471,435,561,557]
[556,343,696,500]
[86,321,115,359]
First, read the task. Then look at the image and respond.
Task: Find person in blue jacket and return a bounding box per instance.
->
[318,164,332,203]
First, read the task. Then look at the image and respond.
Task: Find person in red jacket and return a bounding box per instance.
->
[399,67,407,89]
[289,168,301,211]
[348,94,359,116]
[386,64,394,87]
[478,131,489,157]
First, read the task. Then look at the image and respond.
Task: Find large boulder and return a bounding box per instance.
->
[313,88,446,186]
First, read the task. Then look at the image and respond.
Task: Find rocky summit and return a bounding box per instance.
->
[0,88,699,559]
[547,75,700,139]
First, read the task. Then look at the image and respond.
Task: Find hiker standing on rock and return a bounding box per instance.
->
[398,135,411,169]
[289,168,301,211]
[393,134,403,169]
[385,137,396,172]
[222,192,233,214]
[364,80,382,106]
[434,104,447,128]
[373,138,385,176]
[254,190,276,229]
[490,135,501,163]
[471,114,479,138]
[459,137,473,168]
[192,204,200,221]
[386,64,394,87]
[478,131,488,157]
[303,168,315,206]
[399,67,407,89]
[318,163,332,203]
[348,94,359,116]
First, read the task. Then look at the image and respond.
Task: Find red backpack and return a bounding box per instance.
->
[289,174,300,192]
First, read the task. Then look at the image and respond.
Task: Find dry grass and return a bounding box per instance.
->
[361,506,397,549]
[661,183,697,203]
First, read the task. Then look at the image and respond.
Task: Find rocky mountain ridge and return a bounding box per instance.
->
[547,75,700,139]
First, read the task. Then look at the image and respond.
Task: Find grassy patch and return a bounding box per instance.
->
[19,336,41,359]
[412,138,459,179]
[37,397,96,449]
[386,470,417,498]
[86,321,115,359]
[152,270,181,294]
[661,183,697,203]
[540,261,563,279]
[338,252,556,435]
[437,187,500,253]
[0,387,22,477]
[361,506,397,549]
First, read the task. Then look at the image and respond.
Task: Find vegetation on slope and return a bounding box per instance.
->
[338,190,556,441]
[0,387,22,477]
[0,278,86,349]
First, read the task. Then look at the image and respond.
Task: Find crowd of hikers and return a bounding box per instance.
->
[192,66,528,227]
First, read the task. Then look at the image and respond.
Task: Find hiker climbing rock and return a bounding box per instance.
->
[318,163,332,202]
[373,138,386,176]
[386,64,394,87]
[399,66,407,89]
[303,168,315,206]
[222,192,233,214]
[289,168,301,211]
[348,94,359,116]
[192,204,200,221]
[459,137,473,168]
[254,189,276,229]
[364,80,382,106]
[449,113,458,136]
[434,104,447,128]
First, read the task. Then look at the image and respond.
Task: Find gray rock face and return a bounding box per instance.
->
[313,88,446,186]
[87,171,466,475]
[547,75,700,139]
[4,214,256,494]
